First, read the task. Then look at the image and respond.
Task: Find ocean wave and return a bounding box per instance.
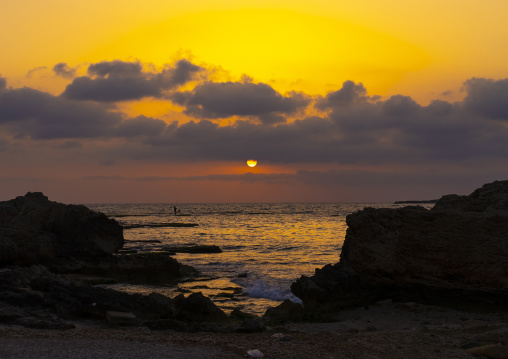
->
[243,280,302,303]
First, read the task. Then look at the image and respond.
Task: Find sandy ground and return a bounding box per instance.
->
[1,302,507,359]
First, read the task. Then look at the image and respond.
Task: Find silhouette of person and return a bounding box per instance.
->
[174,205,177,215]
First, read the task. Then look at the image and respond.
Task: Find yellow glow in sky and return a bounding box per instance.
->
[1,0,508,102]
[90,8,429,97]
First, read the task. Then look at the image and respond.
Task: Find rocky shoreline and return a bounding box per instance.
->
[2,182,508,357]
[292,180,508,314]
[1,300,508,358]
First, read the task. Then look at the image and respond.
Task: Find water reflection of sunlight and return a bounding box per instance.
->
[88,202,430,315]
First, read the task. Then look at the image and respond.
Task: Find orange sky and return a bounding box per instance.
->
[1,0,508,203]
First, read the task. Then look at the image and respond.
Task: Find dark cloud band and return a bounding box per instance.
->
[62,59,203,102]
[1,74,508,167]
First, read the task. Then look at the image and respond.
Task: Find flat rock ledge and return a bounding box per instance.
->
[292,180,508,314]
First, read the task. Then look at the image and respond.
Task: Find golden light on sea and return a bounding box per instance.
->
[247,159,257,168]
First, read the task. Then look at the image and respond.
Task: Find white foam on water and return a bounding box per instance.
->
[243,279,302,304]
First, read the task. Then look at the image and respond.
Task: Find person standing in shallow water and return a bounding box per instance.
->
[174,205,177,215]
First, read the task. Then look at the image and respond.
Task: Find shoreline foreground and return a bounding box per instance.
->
[2,301,507,358]
[2,181,508,357]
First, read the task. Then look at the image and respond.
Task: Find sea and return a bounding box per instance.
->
[87,202,434,316]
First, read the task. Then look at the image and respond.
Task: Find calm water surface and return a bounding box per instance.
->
[87,202,432,315]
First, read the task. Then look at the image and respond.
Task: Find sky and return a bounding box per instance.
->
[1,0,508,204]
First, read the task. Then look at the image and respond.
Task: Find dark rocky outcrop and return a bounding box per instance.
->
[50,252,199,285]
[173,292,229,322]
[0,192,123,266]
[0,265,229,329]
[0,193,228,331]
[123,223,198,229]
[292,180,508,314]
[163,245,222,254]
[0,192,199,285]
[144,292,233,332]
[0,265,172,323]
[263,299,305,323]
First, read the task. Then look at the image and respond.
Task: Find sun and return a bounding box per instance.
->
[247,159,257,168]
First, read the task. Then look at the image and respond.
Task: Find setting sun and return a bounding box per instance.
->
[247,160,257,168]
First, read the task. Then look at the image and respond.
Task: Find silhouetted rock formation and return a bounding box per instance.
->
[0,265,227,328]
[173,292,229,322]
[0,192,198,284]
[0,193,226,330]
[263,299,305,323]
[292,180,508,314]
[0,192,123,266]
[163,245,222,254]
[50,252,199,284]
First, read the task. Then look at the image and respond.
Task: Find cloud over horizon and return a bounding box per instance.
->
[62,59,203,102]
[171,81,311,123]
[2,60,508,202]
[1,68,508,164]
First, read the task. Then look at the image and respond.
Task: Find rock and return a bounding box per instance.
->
[62,274,117,285]
[0,192,123,266]
[433,180,508,212]
[467,344,508,358]
[461,319,490,330]
[123,223,198,229]
[263,299,305,323]
[236,319,265,333]
[247,349,264,358]
[272,333,292,342]
[173,292,228,322]
[229,308,256,321]
[474,329,508,345]
[291,264,382,312]
[40,281,177,321]
[51,252,199,284]
[0,264,221,331]
[460,340,482,349]
[291,180,508,313]
[0,265,178,322]
[105,311,137,325]
[0,288,44,307]
[0,304,28,323]
[162,245,222,254]
[375,299,392,307]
